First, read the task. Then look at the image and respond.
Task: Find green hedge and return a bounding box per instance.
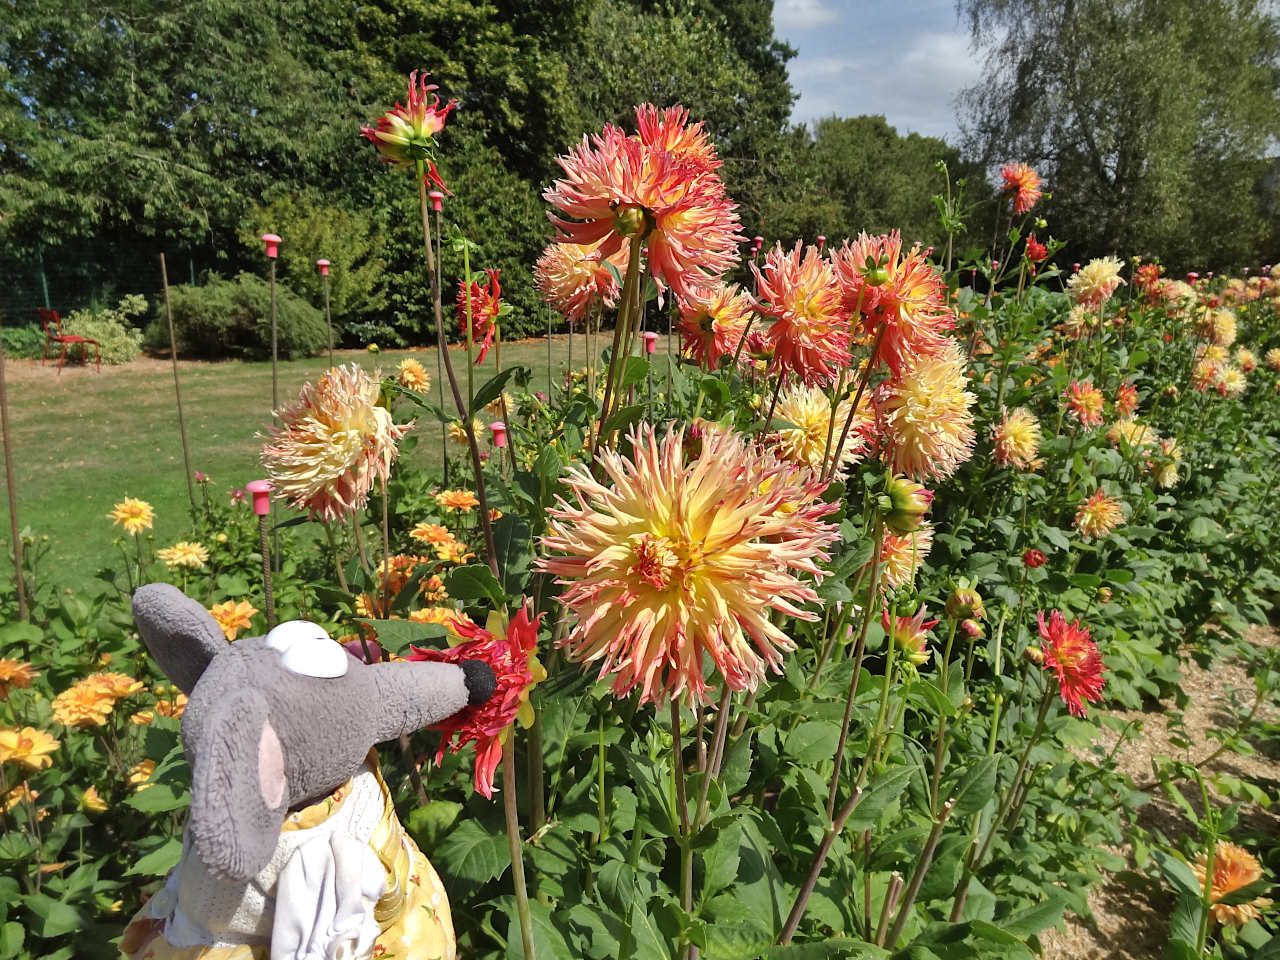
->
[152,273,329,361]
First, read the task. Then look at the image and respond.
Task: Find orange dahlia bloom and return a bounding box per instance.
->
[457,269,502,364]
[1064,380,1105,427]
[992,407,1041,470]
[0,659,40,699]
[677,282,755,371]
[1000,163,1042,215]
[875,341,976,481]
[360,71,456,191]
[1115,381,1139,419]
[538,424,839,705]
[263,364,411,523]
[0,725,59,771]
[533,242,624,324]
[1075,489,1124,540]
[1192,841,1274,928]
[89,673,144,699]
[833,231,953,376]
[876,522,934,592]
[409,602,544,798]
[753,242,852,385]
[635,103,721,177]
[1134,262,1164,302]
[410,522,455,545]
[1066,257,1126,309]
[1036,610,1105,717]
[51,681,118,728]
[544,108,741,301]
[408,606,474,635]
[397,358,431,394]
[435,489,479,512]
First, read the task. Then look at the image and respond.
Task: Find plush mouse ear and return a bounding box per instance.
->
[132,583,228,694]
[188,687,288,881]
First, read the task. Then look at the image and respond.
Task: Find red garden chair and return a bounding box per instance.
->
[37,308,100,373]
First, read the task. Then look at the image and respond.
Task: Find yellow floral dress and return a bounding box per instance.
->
[121,751,455,960]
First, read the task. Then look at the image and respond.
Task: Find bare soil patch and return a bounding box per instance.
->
[1041,624,1280,959]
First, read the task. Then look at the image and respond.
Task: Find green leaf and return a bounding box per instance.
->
[785,721,840,765]
[0,920,24,958]
[390,383,452,423]
[126,837,183,877]
[405,801,463,854]
[436,819,511,886]
[949,756,998,816]
[0,833,36,862]
[911,680,958,719]
[493,513,534,595]
[505,898,571,960]
[846,765,916,831]
[353,618,449,654]
[700,822,741,902]
[444,564,507,607]
[1168,894,1202,947]
[765,941,889,959]
[1000,891,1068,937]
[618,355,651,391]
[600,403,647,441]
[1152,849,1203,898]
[19,894,83,939]
[125,781,188,813]
[470,365,529,418]
[1188,516,1222,543]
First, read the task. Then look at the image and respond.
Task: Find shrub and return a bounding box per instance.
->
[61,293,147,365]
[154,273,329,360]
[0,323,49,359]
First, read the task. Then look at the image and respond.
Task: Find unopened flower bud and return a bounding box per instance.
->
[1098,586,1113,603]
[612,203,650,238]
[960,619,983,639]
[1163,384,1179,399]
[961,696,974,713]
[883,475,933,534]
[1023,548,1047,568]
[1023,646,1045,666]
[946,587,985,621]
[1035,217,1047,229]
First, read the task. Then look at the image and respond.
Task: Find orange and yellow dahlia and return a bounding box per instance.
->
[1037,610,1105,717]
[677,282,755,371]
[1075,489,1124,540]
[533,241,624,324]
[991,407,1042,470]
[875,341,976,481]
[1064,380,1105,427]
[753,242,851,385]
[1000,163,1042,215]
[1192,841,1273,928]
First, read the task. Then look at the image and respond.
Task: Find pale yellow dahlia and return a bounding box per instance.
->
[1198,343,1229,365]
[1192,841,1273,928]
[262,364,412,523]
[1218,364,1247,398]
[109,498,154,535]
[1266,347,1280,372]
[769,383,872,475]
[208,600,258,641]
[1149,436,1183,488]
[877,522,934,592]
[1235,347,1257,373]
[397,358,431,393]
[533,241,624,324]
[1075,490,1124,540]
[0,725,59,771]
[1205,308,1238,347]
[1058,305,1099,340]
[157,541,209,570]
[992,407,1041,470]
[538,424,839,705]
[875,340,976,481]
[1066,257,1126,309]
[1106,419,1156,450]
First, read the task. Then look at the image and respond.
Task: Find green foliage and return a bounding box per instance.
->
[0,323,48,360]
[61,295,147,366]
[154,273,329,361]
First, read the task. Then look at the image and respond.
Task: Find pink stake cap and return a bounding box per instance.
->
[1186,272,1200,282]
[642,331,659,355]
[1072,263,1081,272]
[245,479,273,515]
[316,258,330,276]
[428,190,444,212]
[261,233,281,258]
[488,422,507,448]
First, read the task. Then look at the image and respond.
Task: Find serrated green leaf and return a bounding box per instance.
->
[437,819,511,886]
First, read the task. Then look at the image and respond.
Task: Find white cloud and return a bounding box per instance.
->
[789,32,983,140]
[774,0,840,33]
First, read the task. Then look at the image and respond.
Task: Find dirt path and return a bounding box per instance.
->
[1041,624,1280,959]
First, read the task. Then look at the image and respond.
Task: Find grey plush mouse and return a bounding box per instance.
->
[121,582,493,960]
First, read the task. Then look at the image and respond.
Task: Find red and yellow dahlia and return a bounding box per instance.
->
[677,282,756,371]
[457,269,501,364]
[360,71,456,191]
[875,340,976,481]
[1064,380,1105,427]
[1000,163,1042,215]
[1075,489,1124,540]
[1037,609,1105,717]
[538,424,839,705]
[754,241,852,385]
[882,605,938,667]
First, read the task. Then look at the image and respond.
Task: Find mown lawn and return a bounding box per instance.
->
[0,335,608,586]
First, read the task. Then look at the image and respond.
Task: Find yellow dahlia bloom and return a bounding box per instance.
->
[89,673,144,699]
[878,523,934,592]
[1075,490,1124,540]
[51,680,118,728]
[408,606,475,638]
[1192,841,1273,928]
[770,383,872,475]
[208,599,258,641]
[81,785,108,814]
[397,358,431,393]
[992,407,1041,470]
[1058,305,1099,340]
[435,489,479,512]
[109,497,154,535]
[262,364,412,523]
[0,725,59,771]
[1149,436,1183,489]
[1106,419,1156,450]
[2,783,39,813]
[875,340,976,481]
[0,659,40,699]
[1199,343,1229,365]
[1205,308,1238,347]
[157,541,208,570]
[1218,364,1246,398]
[129,758,157,792]
[1235,347,1257,373]
[1266,347,1280,372]
[1066,257,1126,309]
[538,424,839,705]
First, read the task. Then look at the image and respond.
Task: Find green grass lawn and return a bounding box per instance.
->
[0,335,607,587]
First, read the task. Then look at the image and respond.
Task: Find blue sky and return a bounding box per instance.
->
[773,0,983,141]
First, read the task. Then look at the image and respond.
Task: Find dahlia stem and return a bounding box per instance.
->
[528,710,546,834]
[322,522,350,594]
[874,872,904,947]
[950,686,1052,920]
[728,314,756,372]
[415,162,500,580]
[929,618,960,815]
[594,235,645,460]
[379,477,392,615]
[824,321,883,483]
[777,784,863,944]
[502,735,537,960]
[434,207,448,485]
[694,686,733,829]
[594,710,607,843]
[669,700,694,958]
[885,799,955,947]
[762,374,784,430]
[818,370,848,476]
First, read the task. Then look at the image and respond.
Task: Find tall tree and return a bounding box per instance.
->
[957,0,1280,269]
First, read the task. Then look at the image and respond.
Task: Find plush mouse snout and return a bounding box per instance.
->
[461,660,497,705]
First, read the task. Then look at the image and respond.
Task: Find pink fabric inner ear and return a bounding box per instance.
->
[258,722,286,809]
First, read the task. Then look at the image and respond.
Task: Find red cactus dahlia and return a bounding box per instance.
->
[1036,610,1105,717]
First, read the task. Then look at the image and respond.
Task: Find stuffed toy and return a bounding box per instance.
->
[120,583,495,960]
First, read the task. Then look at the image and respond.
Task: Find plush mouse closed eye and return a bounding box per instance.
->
[122,582,493,960]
